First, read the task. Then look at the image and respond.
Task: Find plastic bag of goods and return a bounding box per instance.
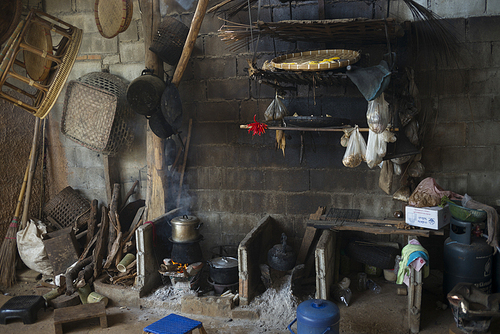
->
[342,126,367,168]
[17,220,53,275]
[366,93,390,134]
[264,94,288,121]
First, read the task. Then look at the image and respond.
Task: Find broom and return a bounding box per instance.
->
[0,117,41,287]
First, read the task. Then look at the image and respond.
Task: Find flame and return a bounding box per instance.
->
[172,261,189,273]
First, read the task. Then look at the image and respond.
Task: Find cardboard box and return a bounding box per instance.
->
[405,205,450,230]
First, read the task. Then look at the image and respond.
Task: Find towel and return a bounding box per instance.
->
[396,241,430,285]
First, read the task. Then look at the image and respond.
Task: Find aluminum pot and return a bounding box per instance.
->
[126,69,166,116]
[207,256,238,285]
[169,215,202,243]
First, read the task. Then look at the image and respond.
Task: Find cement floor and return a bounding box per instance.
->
[1,271,500,334]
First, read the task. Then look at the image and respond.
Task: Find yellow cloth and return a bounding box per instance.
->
[396,243,429,284]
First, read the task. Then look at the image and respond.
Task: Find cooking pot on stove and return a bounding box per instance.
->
[288,299,340,334]
[268,233,296,271]
[207,256,238,285]
[169,215,202,243]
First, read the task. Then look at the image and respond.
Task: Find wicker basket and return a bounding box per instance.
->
[94,0,133,39]
[149,16,189,66]
[270,49,360,72]
[43,186,91,230]
[61,72,133,156]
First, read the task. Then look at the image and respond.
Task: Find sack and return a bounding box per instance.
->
[342,126,366,168]
[366,93,390,134]
[408,177,462,207]
[17,220,53,276]
[264,94,288,121]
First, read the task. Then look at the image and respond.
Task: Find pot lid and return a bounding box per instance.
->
[210,256,238,269]
[297,299,340,327]
[171,215,200,225]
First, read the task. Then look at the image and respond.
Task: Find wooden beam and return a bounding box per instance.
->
[140,0,167,221]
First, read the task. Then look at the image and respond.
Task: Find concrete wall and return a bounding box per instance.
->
[4,0,497,255]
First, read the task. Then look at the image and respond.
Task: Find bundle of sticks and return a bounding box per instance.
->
[64,181,143,295]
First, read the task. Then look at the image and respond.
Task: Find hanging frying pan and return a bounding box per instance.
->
[126,69,165,117]
[148,108,174,139]
[160,80,183,133]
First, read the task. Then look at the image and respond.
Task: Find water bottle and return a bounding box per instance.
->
[366,279,381,293]
[357,272,367,291]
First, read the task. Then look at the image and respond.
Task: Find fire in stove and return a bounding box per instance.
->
[159,259,204,291]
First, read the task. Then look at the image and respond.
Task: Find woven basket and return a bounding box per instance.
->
[270,49,360,72]
[94,0,133,39]
[149,16,189,66]
[43,186,91,230]
[61,72,133,155]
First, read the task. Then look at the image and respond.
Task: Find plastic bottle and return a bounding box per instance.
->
[366,279,381,293]
[357,272,367,291]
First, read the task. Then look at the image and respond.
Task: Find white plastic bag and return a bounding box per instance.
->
[17,220,53,276]
[366,130,387,168]
[342,126,366,168]
[366,93,390,134]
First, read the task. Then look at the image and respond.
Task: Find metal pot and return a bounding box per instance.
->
[126,69,166,116]
[208,256,238,285]
[268,233,296,271]
[169,215,202,243]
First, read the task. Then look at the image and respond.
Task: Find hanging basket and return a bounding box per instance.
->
[149,16,189,66]
[94,0,133,39]
[270,49,361,72]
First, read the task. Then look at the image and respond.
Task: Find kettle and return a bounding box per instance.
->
[288,299,340,334]
[268,233,296,271]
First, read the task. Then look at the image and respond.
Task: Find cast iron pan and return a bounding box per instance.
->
[284,116,350,128]
[149,108,174,139]
[161,80,183,133]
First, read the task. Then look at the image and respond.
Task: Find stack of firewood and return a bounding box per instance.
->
[64,181,143,295]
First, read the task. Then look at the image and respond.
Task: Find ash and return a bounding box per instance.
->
[246,274,300,330]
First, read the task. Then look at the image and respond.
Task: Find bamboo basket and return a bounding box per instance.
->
[270,49,361,72]
[149,16,189,66]
[43,186,91,230]
[94,0,133,39]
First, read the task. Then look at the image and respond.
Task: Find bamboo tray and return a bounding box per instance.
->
[270,49,360,72]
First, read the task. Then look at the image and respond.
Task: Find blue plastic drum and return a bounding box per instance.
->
[288,299,340,334]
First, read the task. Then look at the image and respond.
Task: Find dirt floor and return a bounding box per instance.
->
[2,269,500,334]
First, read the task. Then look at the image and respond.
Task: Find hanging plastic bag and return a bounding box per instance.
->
[379,160,393,194]
[366,93,390,134]
[340,127,355,147]
[342,126,367,168]
[17,220,53,276]
[264,93,288,121]
[366,130,387,168]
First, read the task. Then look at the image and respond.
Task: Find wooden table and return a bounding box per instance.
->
[308,217,442,334]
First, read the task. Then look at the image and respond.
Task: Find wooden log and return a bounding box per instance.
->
[65,256,92,295]
[103,155,120,206]
[120,180,139,212]
[103,232,122,269]
[86,199,98,248]
[108,184,120,255]
[140,0,167,221]
[93,206,109,280]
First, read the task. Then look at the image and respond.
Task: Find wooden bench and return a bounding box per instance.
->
[53,302,107,334]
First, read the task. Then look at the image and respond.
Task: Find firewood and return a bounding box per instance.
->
[112,272,136,285]
[75,262,94,288]
[103,231,122,269]
[85,199,98,248]
[119,180,139,212]
[93,206,109,280]
[108,184,120,255]
[65,256,92,295]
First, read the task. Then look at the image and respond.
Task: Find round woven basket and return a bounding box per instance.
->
[270,49,361,71]
[94,0,133,39]
[149,16,189,66]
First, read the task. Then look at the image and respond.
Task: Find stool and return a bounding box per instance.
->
[0,8,82,118]
[143,313,207,334]
[53,301,107,334]
[0,295,45,325]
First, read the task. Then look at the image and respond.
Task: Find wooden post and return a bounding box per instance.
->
[140,0,167,221]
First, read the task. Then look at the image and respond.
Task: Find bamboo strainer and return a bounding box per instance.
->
[94,0,133,39]
[270,49,361,72]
